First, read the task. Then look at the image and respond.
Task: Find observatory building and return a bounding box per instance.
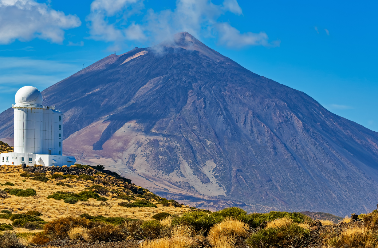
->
[0,86,76,166]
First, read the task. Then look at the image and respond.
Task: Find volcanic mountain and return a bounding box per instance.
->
[1,32,378,216]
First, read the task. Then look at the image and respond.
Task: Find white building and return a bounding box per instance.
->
[0,86,76,166]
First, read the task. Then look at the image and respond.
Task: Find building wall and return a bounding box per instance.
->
[0,152,75,166]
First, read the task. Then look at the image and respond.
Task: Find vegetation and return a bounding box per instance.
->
[47,190,107,204]
[118,200,157,208]
[4,188,36,197]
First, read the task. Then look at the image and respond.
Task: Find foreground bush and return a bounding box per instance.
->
[31,232,50,245]
[328,227,378,248]
[246,223,310,248]
[152,212,171,221]
[44,217,94,239]
[80,214,126,225]
[0,232,24,247]
[141,225,198,248]
[247,211,312,228]
[172,211,222,235]
[88,224,124,242]
[0,223,13,231]
[10,213,45,229]
[208,218,249,248]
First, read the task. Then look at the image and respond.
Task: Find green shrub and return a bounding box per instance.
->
[56,182,72,187]
[88,224,124,242]
[246,223,310,248]
[0,223,13,231]
[78,174,94,181]
[3,182,14,186]
[25,210,42,216]
[5,188,36,197]
[140,220,163,240]
[10,214,45,228]
[80,214,126,225]
[246,211,312,228]
[48,191,106,204]
[85,185,108,195]
[213,207,247,219]
[0,212,12,219]
[51,174,66,179]
[152,212,171,221]
[32,176,49,182]
[172,211,222,235]
[20,172,33,177]
[115,194,132,200]
[118,200,157,208]
[1,210,12,214]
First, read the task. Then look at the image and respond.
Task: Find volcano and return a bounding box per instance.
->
[1,32,378,216]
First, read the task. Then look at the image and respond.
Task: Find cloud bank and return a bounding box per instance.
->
[0,0,81,44]
[87,0,276,50]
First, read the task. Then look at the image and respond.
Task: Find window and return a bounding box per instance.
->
[59,151,61,155]
[59,142,61,147]
[59,125,61,130]
[6,157,8,161]
[2,157,3,162]
[59,116,61,121]
[29,158,32,162]
[21,157,24,162]
[59,133,61,138]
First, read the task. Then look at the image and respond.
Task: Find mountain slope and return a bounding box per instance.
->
[1,32,378,216]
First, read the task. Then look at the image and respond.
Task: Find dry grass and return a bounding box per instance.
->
[298,223,310,230]
[266,217,293,229]
[0,165,190,223]
[140,225,196,248]
[320,220,334,226]
[328,227,376,247]
[160,216,172,227]
[68,227,90,241]
[207,218,249,248]
[341,216,352,223]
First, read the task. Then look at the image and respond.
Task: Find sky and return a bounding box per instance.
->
[0,0,378,131]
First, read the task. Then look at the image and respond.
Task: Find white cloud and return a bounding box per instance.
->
[67,41,84,46]
[0,0,81,44]
[86,0,274,50]
[217,22,271,48]
[325,28,329,35]
[223,0,242,15]
[314,26,319,34]
[328,104,353,110]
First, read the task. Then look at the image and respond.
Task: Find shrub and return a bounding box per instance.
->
[31,232,50,245]
[1,209,12,214]
[319,220,334,226]
[153,212,171,221]
[20,172,33,177]
[121,219,145,240]
[246,211,312,228]
[246,223,310,248]
[3,182,14,186]
[114,194,132,200]
[172,211,222,235]
[328,227,378,248]
[80,214,126,225]
[51,174,66,179]
[44,217,94,239]
[88,224,124,242]
[56,182,72,187]
[118,200,157,208]
[208,218,249,248]
[48,191,106,204]
[0,210,12,219]
[86,185,108,195]
[78,174,94,181]
[68,227,90,241]
[5,188,36,197]
[25,210,42,216]
[0,189,9,198]
[32,176,49,182]
[140,225,197,248]
[141,220,163,240]
[0,223,13,231]
[0,232,24,248]
[266,217,293,229]
[11,214,45,228]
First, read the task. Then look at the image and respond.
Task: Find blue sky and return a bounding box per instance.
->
[1,0,378,131]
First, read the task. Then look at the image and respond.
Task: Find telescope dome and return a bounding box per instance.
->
[15,86,43,105]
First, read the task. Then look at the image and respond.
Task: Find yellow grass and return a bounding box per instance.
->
[320,220,334,226]
[298,223,310,230]
[266,217,293,229]
[140,225,196,248]
[68,227,90,241]
[207,218,248,248]
[160,216,172,227]
[0,165,190,223]
[342,216,352,223]
[328,227,374,247]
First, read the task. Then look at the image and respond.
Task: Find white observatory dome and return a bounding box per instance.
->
[15,86,43,105]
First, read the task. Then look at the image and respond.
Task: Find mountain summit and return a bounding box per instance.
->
[1,32,378,216]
